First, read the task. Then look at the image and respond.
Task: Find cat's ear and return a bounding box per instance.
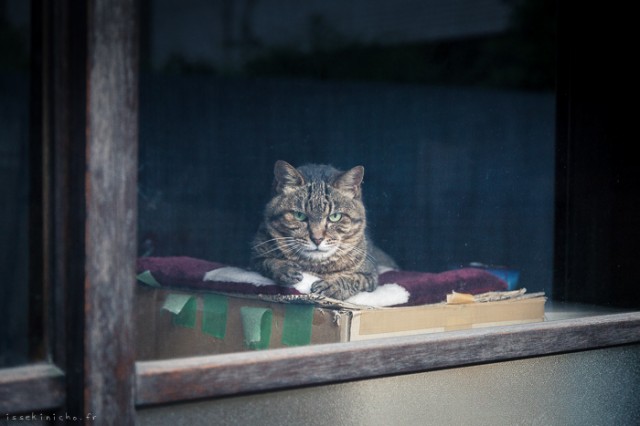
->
[274,160,305,193]
[332,166,364,198]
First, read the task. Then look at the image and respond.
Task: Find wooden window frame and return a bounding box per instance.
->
[1,0,639,418]
[1,0,137,420]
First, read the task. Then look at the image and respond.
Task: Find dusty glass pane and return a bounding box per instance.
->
[0,0,31,367]
[136,0,559,359]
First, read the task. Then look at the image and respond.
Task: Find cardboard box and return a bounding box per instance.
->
[135,285,545,360]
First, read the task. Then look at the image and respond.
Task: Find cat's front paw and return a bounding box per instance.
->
[311,280,353,300]
[274,265,304,286]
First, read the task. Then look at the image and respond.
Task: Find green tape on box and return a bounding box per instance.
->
[282,304,314,347]
[202,294,228,339]
[240,306,272,350]
[162,294,197,328]
[136,270,161,287]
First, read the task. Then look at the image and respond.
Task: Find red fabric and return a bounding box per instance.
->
[378,268,507,306]
[137,256,507,307]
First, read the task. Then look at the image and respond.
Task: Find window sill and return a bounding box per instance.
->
[135,310,640,406]
[0,363,65,413]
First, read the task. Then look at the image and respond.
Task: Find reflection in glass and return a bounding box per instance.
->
[136,0,559,359]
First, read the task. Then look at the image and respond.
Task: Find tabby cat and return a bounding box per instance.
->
[251,160,397,300]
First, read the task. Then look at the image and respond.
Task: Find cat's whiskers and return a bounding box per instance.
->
[278,242,301,254]
[251,237,297,250]
[257,239,302,256]
[336,242,376,266]
[333,247,360,268]
[262,246,299,257]
[291,245,306,262]
[332,245,363,266]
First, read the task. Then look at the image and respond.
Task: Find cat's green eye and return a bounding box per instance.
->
[292,211,307,221]
[328,212,343,222]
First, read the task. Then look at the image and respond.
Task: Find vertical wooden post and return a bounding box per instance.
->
[83,0,138,421]
[52,0,138,421]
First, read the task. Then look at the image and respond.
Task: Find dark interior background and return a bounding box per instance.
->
[2,0,638,371]
[1,0,30,368]
[0,0,557,367]
[137,0,557,294]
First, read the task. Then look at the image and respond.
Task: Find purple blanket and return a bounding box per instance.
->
[136,256,507,307]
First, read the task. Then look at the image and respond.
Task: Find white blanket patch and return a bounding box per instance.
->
[346,283,410,307]
[203,267,408,307]
[203,267,275,286]
[293,272,320,294]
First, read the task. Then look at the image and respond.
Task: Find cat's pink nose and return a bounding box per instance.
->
[311,236,324,246]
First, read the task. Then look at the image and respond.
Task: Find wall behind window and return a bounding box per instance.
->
[138,78,554,292]
[138,0,556,294]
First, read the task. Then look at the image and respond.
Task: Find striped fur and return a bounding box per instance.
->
[251,160,396,300]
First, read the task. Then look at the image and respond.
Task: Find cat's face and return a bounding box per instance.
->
[264,161,367,262]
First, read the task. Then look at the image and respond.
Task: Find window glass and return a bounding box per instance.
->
[0,0,31,367]
[136,0,560,359]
